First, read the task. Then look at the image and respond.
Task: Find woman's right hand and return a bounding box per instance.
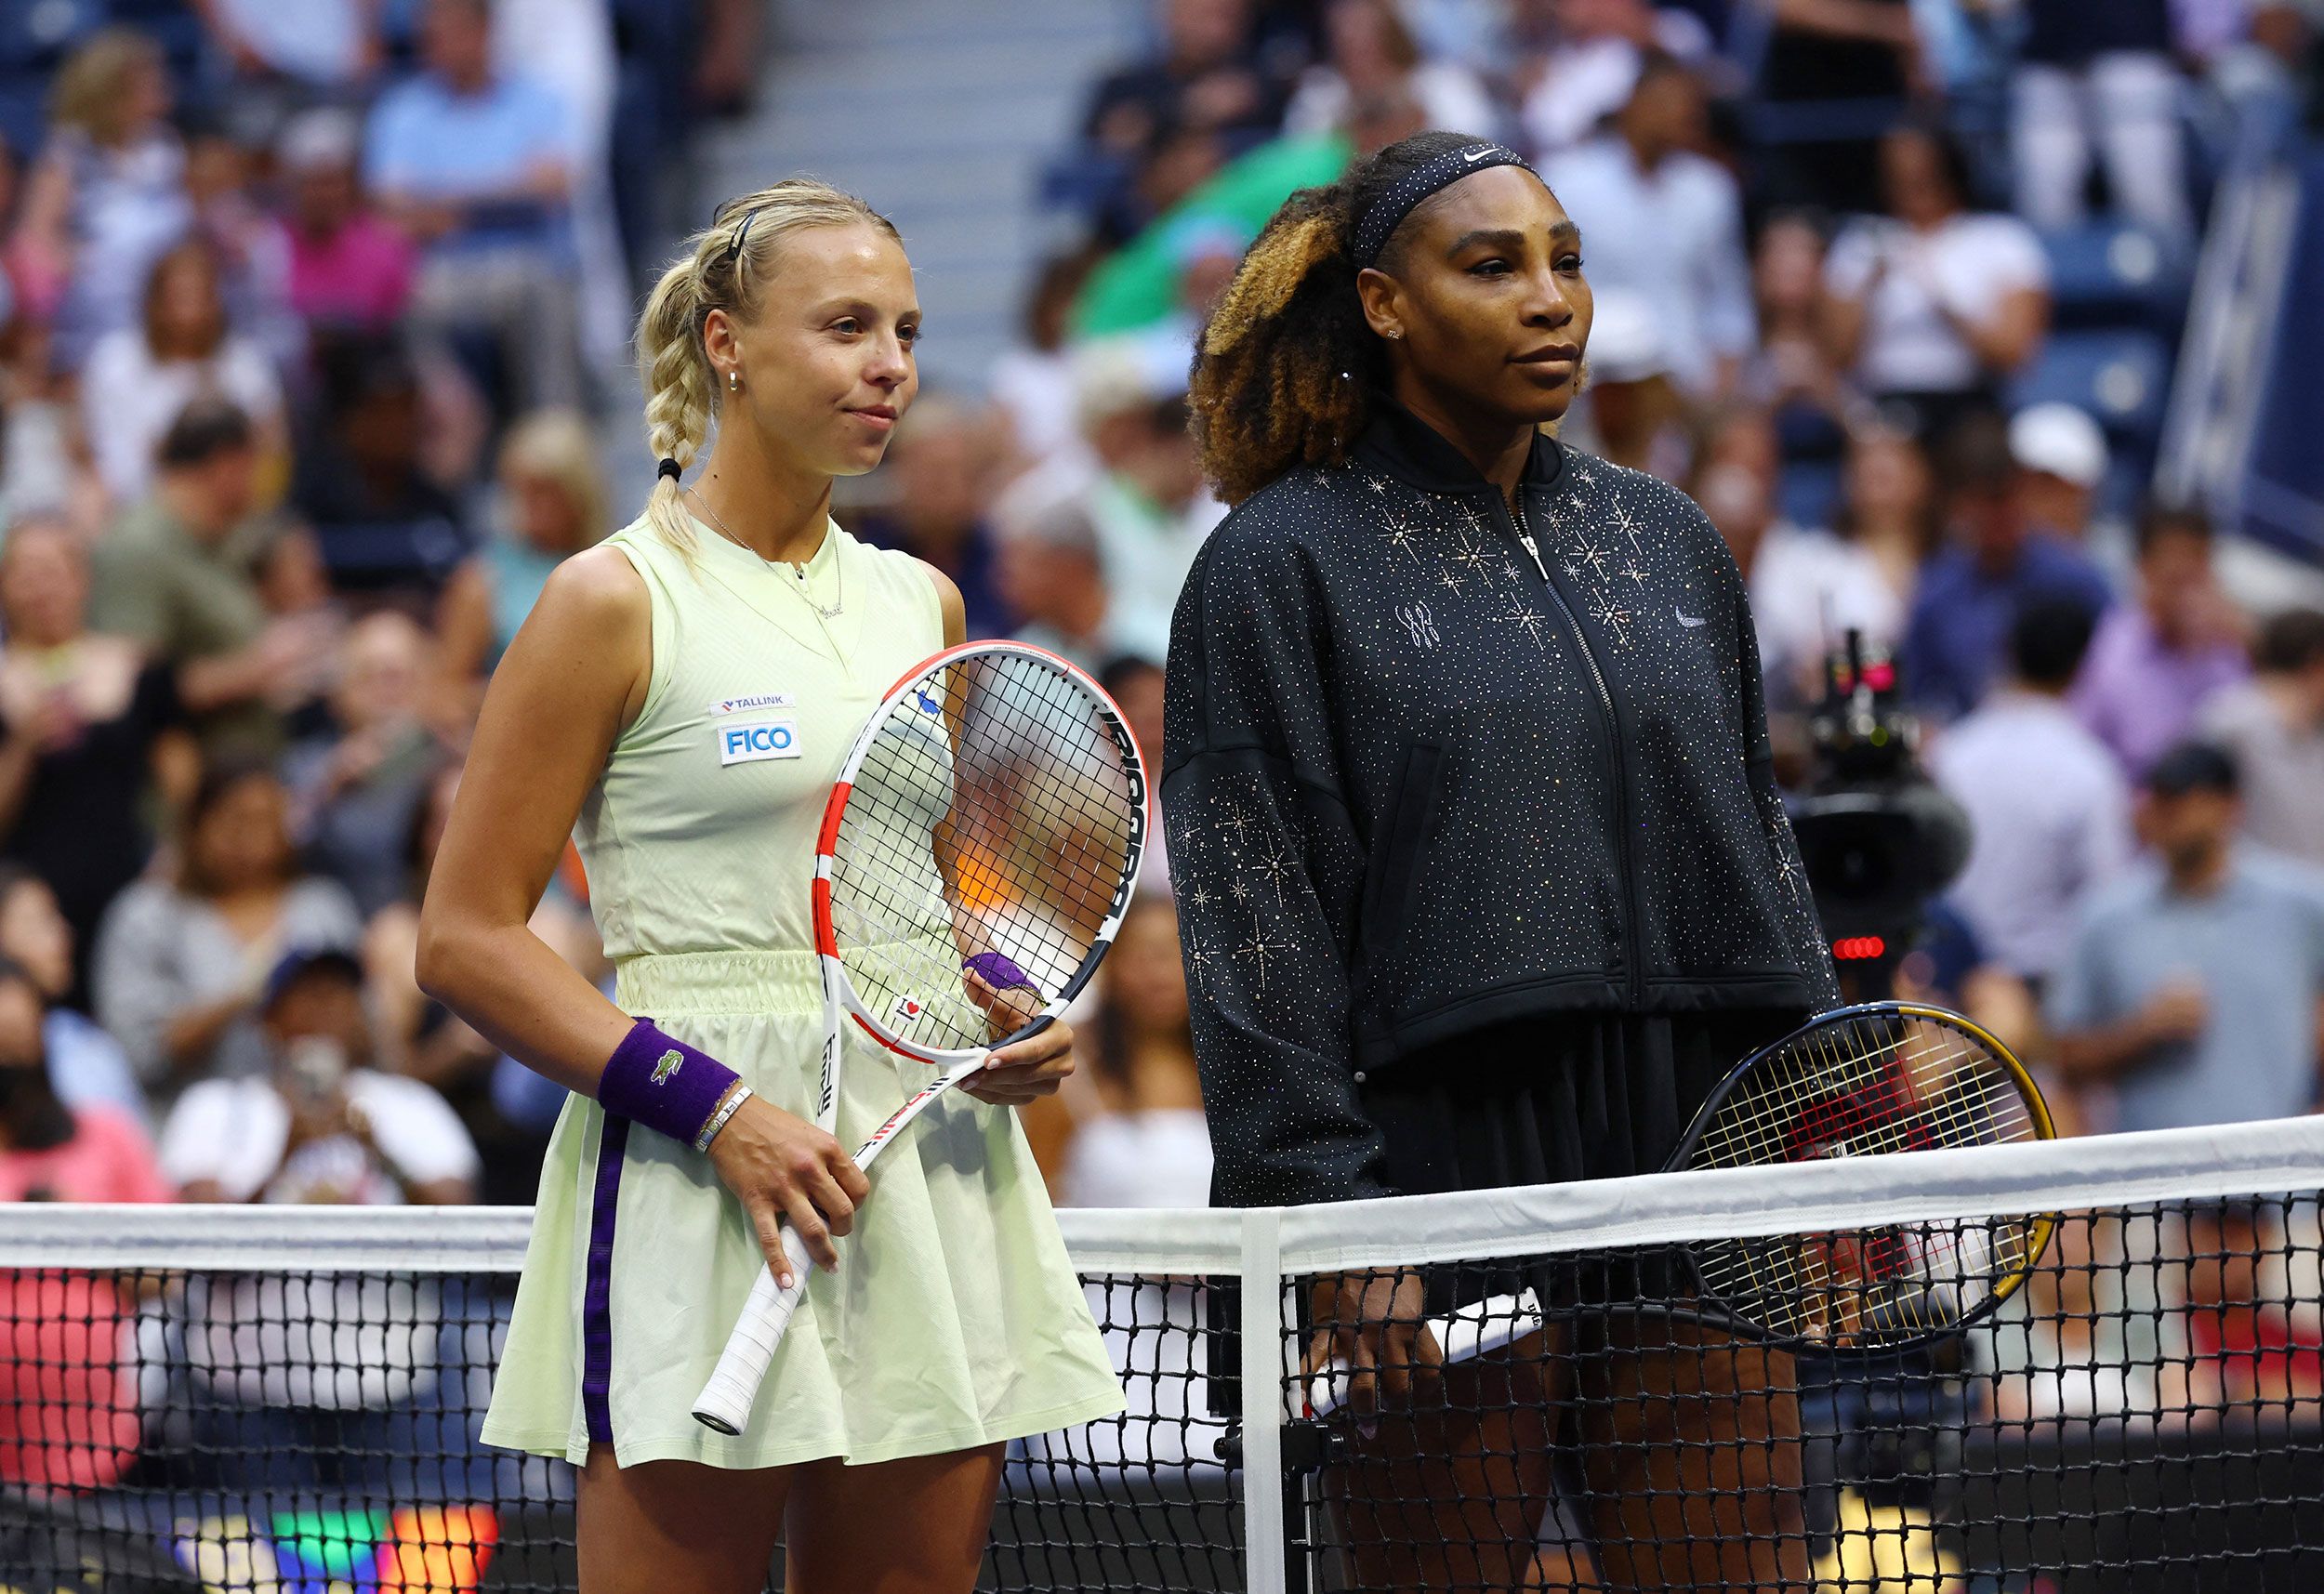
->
[705,1092,871,1285]
[1306,1270,1442,1420]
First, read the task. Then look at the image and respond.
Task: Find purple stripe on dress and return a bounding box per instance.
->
[582,1113,631,1445]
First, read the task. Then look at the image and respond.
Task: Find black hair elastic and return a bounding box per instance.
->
[657,457,682,481]
[1353,141,1539,270]
[723,206,759,267]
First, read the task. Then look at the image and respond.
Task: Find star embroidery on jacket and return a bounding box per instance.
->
[1497,594,1552,649]
[1620,560,1650,589]
[1436,565,1469,599]
[1377,510,1426,564]
[1251,837,1300,908]
[1608,499,1644,550]
[1228,876,1252,904]
[1448,534,1501,586]
[1565,530,1610,581]
[1182,878,1216,915]
[1359,471,1393,498]
[1587,593,1634,647]
[1215,798,1254,847]
[1569,458,1597,488]
[1235,931,1288,991]
[1183,926,1218,994]
[1773,845,1805,899]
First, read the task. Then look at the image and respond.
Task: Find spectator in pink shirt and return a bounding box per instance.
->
[2074,507,2251,779]
[277,109,415,336]
[0,958,170,1204]
[0,958,165,1491]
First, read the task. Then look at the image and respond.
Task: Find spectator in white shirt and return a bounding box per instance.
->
[160,946,478,1205]
[1820,124,2052,442]
[1545,54,1753,398]
[80,240,286,507]
[1694,406,1901,700]
[1928,599,2133,985]
[1283,0,1500,141]
[1514,0,1715,157]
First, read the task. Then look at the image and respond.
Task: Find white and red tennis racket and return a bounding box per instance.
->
[692,641,1148,1434]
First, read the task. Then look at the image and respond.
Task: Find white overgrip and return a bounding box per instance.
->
[692,1226,815,1434]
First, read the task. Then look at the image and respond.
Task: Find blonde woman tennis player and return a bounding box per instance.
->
[416,180,1122,1594]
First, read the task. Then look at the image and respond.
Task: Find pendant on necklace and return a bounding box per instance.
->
[793,564,843,620]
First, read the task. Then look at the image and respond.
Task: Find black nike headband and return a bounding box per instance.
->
[1351,140,1540,270]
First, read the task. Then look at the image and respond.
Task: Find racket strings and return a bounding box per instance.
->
[831,652,1139,1052]
[1684,1012,2047,1348]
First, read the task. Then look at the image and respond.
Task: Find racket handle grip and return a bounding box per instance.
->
[692,1228,814,1435]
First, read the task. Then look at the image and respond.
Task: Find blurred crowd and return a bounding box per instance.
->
[0,0,754,1219]
[0,0,2312,1444]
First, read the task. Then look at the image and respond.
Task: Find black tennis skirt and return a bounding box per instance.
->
[1206,1007,1808,1414]
[1357,1007,1807,1316]
[1359,1007,1804,1196]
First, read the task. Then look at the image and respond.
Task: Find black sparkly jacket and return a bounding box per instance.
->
[1161,403,1841,1207]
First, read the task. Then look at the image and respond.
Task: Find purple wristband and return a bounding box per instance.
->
[599,1019,742,1148]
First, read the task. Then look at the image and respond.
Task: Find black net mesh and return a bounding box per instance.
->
[1285,1195,2324,1594]
[0,1192,2317,1591]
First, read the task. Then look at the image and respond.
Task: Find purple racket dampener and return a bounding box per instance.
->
[961,951,1040,994]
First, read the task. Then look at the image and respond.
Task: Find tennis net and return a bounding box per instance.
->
[0,1115,2316,1592]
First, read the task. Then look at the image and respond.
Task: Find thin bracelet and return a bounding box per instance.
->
[694,1083,755,1153]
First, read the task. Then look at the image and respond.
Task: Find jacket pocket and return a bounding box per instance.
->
[1361,737,1446,959]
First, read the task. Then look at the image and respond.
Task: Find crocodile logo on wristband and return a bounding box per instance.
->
[651,1048,684,1085]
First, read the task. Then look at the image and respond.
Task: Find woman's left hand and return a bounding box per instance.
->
[961,1015,1076,1107]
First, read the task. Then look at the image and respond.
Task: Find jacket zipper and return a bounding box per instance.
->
[1493,493,1644,1005]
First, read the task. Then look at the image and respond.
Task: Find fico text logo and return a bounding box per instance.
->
[719,717,801,766]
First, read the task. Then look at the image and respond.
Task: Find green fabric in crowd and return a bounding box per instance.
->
[1072,131,1355,337]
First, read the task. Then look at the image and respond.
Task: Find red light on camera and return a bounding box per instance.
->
[1831,936,1887,961]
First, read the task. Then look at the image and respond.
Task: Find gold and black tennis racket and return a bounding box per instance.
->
[1667,1000,2056,1350]
[1308,1002,2056,1413]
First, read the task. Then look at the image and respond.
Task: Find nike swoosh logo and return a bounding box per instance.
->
[1462,146,1494,163]
[1676,610,1706,627]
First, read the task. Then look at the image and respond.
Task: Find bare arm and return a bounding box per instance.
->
[1818,279,1871,373]
[161,995,259,1076]
[0,719,39,839]
[413,547,650,1083]
[416,545,868,1276]
[926,560,968,649]
[2053,984,2202,1082]
[1946,285,2049,376]
[2051,1016,2163,1082]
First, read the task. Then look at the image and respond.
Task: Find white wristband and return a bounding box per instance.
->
[694,1084,754,1153]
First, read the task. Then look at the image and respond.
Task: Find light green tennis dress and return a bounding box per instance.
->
[480,514,1124,1470]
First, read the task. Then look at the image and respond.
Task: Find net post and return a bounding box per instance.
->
[1238,1206,1288,1594]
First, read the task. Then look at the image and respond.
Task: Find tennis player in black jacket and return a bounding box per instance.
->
[1162,131,1842,1590]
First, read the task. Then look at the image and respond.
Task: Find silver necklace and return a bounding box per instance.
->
[686,487,844,619]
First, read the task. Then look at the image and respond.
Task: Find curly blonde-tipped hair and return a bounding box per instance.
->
[634,179,902,559]
[1191,130,1504,505]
